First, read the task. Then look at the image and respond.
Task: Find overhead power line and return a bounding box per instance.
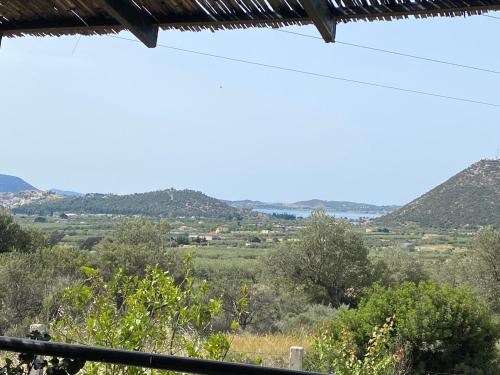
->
[109,35,499,108]
[483,14,500,20]
[275,29,500,75]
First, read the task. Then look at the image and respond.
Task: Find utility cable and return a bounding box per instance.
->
[275,29,500,75]
[109,35,500,108]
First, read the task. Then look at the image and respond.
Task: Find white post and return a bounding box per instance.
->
[289,346,304,371]
[29,324,47,375]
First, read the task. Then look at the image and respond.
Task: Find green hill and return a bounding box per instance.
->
[0,174,37,193]
[13,189,245,219]
[378,159,500,229]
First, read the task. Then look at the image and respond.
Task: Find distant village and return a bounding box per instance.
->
[0,190,58,208]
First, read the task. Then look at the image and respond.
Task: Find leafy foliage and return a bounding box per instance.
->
[0,246,88,335]
[0,210,47,253]
[52,258,232,374]
[93,218,180,279]
[431,227,500,313]
[307,317,398,375]
[317,281,500,374]
[471,226,500,311]
[372,248,429,287]
[267,210,371,307]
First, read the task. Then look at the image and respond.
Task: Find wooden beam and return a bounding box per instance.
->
[301,0,336,42]
[0,15,311,36]
[97,0,159,47]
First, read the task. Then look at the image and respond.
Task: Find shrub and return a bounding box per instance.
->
[307,317,398,375]
[52,257,232,375]
[308,281,499,375]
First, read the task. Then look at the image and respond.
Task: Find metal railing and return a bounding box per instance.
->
[0,336,322,375]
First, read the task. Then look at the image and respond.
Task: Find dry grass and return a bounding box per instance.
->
[229,332,313,355]
[227,332,313,368]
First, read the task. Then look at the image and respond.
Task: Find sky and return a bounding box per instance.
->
[0,13,499,205]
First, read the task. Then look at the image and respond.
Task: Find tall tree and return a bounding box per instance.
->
[472,227,500,311]
[268,209,370,307]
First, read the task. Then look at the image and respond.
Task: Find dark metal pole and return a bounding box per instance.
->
[0,337,323,375]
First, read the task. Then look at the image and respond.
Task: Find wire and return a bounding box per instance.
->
[483,14,500,20]
[275,29,500,75]
[109,35,500,108]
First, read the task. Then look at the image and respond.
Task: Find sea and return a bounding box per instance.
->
[253,208,382,220]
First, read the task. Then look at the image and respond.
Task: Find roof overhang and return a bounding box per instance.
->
[1,0,499,47]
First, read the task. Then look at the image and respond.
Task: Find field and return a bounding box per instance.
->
[14,213,472,270]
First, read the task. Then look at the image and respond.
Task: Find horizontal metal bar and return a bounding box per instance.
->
[0,337,322,375]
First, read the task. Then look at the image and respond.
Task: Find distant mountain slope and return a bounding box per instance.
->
[49,189,83,197]
[378,159,500,229]
[14,189,245,219]
[0,174,37,193]
[225,199,398,213]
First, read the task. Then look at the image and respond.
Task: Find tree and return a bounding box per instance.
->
[268,210,371,307]
[471,227,500,311]
[112,217,171,250]
[94,217,179,279]
[0,209,47,253]
[373,247,429,286]
[433,227,500,313]
[313,281,500,375]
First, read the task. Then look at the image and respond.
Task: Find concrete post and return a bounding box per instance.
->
[29,324,47,375]
[289,346,304,371]
[30,324,47,335]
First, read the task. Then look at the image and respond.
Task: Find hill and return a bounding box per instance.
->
[49,189,83,197]
[378,159,500,229]
[226,199,398,213]
[0,174,37,193]
[13,189,245,219]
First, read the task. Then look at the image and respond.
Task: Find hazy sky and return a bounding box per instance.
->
[1,13,499,205]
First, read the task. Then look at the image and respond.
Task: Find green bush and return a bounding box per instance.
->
[0,246,88,335]
[309,281,499,375]
[52,257,232,375]
[0,210,47,253]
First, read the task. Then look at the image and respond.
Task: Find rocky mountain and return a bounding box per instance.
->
[378,159,500,229]
[0,174,37,193]
[13,188,246,219]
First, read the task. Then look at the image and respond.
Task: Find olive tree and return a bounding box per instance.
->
[94,217,179,279]
[268,210,371,307]
[472,226,500,311]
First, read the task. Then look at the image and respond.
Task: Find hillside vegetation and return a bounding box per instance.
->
[226,199,398,213]
[0,174,36,193]
[13,188,245,219]
[379,159,500,229]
